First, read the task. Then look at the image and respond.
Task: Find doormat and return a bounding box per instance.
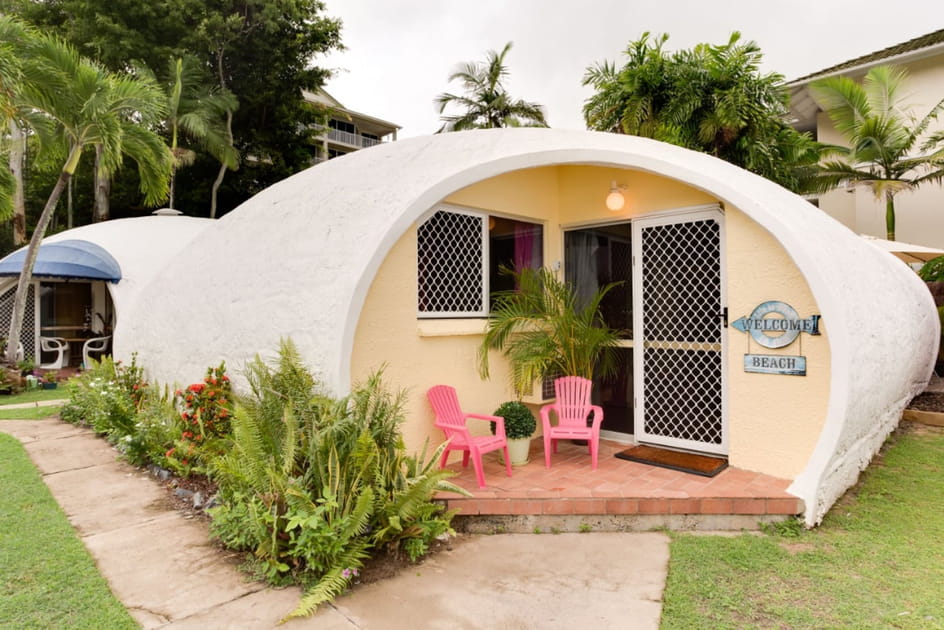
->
[614,445,728,477]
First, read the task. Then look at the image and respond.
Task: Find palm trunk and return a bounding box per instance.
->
[210,47,233,219]
[4,147,79,364]
[93,143,111,222]
[885,192,896,241]
[9,121,27,246]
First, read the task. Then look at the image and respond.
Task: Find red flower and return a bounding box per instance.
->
[180,412,188,420]
[208,391,216,398]
[219,410,229,418]
[174,389,182,396]
[222,375,230,382]
[166,447,175,457]
[181,459,189,466]
[189,383,205,393]
[182,431,193,439]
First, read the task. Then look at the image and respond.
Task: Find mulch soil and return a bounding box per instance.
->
[906,391,944,412]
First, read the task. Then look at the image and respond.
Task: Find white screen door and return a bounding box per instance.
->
[632,208,727,455]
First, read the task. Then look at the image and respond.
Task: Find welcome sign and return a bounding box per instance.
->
[731,301,820,376]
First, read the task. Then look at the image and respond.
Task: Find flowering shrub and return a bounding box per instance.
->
[165,363,232,476]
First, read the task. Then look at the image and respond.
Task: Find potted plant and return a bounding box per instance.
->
[42,370,58,389]
[478,266,622,396]
[491,401,537,466]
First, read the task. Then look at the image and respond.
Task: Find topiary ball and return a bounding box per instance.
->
[491,401,536,439]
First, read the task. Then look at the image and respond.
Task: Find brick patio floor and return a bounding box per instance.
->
[435,438,803,525]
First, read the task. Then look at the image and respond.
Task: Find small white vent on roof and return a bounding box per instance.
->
[152,208,183,216]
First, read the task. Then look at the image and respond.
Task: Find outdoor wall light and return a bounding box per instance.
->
[606,181,627,211]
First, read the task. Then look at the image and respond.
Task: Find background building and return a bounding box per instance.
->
[787,29,944,247]
[304,89,400,163]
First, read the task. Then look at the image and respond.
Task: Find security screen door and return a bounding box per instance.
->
[632,208,727,455]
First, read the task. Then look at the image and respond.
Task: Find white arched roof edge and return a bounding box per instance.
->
[122,129,935,526]
[331,130,934,526]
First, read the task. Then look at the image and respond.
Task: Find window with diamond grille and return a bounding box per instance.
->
[0,284,37,359]
[418,207,542,318]
[418,209,486,316]
[636,214,725,452]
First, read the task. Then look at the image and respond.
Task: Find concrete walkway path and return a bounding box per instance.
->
[2,418,670,629]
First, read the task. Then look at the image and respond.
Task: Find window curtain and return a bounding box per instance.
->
[565,231,600,309]
[513,223,542,272]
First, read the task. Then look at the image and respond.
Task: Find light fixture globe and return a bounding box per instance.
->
[605,181,626,211]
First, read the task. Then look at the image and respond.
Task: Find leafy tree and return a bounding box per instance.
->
[811,65,944,241]
[3,0,341,218]
[150,56,238,210]
[435,41,548,132]
[583,32,821,192]
[3,26,171,363]
[0,16,29,239]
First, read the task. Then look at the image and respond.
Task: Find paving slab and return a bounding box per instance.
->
[41,461,173,535]
[2,419,670,629]
[322,532,668,630]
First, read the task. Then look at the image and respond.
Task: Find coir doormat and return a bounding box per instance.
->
[615,444,728,477]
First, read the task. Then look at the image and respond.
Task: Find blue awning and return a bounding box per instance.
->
[0,239,122,282]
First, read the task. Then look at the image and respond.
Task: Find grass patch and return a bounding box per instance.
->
[0,433,136,629]
[0,405,62,420]
[661,424,944,629]
[0,387,70,406]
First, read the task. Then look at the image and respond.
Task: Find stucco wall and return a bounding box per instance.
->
[725,209,830,479]
[119,129,936,525]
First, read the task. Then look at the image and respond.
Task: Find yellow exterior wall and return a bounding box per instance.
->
[351,165,830,479]
[725,209,831,478]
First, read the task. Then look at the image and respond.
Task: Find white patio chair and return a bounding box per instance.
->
[39,336,70,370]
[82,336,111,369]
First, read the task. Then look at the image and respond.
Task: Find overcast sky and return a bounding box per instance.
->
[317,0,942,138]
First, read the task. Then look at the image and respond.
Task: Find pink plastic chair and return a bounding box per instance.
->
[540,376,604,470]
[427,385,512,488]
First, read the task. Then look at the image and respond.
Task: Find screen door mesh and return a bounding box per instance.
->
[640,218,723,445]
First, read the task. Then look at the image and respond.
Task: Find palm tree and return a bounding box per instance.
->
[0,16,30,239]
[811,65,944,240]
[435,41,548,132]
[157,56,238,210]
[3,30,172,364]
[478,267,621,396]
[583,32,822,193]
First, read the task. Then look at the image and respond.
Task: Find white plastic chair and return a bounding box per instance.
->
[82,336,111,369]
[39,336,70,370]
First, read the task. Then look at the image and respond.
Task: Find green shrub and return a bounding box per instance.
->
[165,363,233,477]
[119,385,179,467]
[918,255,944,282]
[208,339,464,620]
[60,358,137,441]
[491,401,536,439]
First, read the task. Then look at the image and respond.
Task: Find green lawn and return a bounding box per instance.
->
[0,386,69,406]
[661,424,944,629]
[0,433,136,629]
[0,405,63,420]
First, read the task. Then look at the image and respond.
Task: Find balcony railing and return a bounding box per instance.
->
[325,129,383,148]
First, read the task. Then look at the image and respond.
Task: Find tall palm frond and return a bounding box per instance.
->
[435,41,547,132]
[811,65,944,239]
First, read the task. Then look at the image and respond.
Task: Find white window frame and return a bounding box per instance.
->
[417,205,489,318]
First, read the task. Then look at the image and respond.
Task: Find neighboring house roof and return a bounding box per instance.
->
[787,29,944,131]
[788,28,944,85]
[117,128,935,526]
[303,88,401,134]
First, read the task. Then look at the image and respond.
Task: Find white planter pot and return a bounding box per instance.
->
[502,436,532,467]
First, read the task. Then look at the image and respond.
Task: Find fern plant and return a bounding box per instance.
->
[207,339,467,620]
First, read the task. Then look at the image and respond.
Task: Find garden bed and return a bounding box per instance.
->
[904,392,944,427]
